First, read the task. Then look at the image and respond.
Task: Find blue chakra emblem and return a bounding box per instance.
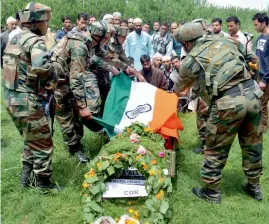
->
[125,104,152,119]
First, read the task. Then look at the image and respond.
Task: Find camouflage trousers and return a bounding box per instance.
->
[54,83,84,146]
[55,77,103,140]
[4,88,53,177]
[196,97,209,145]
[84,72,101,115]
[261,82,269,133]
[201,86,263,191]
[82,71,108,132]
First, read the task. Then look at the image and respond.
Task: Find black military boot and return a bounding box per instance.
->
[20,162,33,188]
[68,143,89,163]
[36,175,64,192]
[192,187,221,203]
[243,182,263,201]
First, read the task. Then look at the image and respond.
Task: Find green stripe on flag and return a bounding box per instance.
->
[93,73,132,137]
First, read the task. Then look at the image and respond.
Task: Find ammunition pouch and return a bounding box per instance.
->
[2,53,20,90]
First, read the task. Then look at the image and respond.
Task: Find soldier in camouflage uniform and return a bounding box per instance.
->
[86,21,120,118]
[192,19,211,154]
[174,23,263,202]
[51,31,93,163]
[97,25,134,113]
[2,2,62,190]
[107,26,134,68]
[51,22,128,161]
[87,22,144,117]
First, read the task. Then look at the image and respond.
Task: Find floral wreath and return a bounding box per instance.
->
[82,123,174,224]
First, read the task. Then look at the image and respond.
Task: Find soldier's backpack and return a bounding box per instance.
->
[51,31,91,80]
[188,35,250,98]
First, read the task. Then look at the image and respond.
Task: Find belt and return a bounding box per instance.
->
[217,79,254,99]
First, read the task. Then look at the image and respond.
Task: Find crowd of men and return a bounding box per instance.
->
[1,2,269,205]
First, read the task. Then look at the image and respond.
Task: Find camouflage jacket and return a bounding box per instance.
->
[52,32,90,108]
[2,27,57,96]
[174,35,253,106]
[107,38,133,68]
[90,44,129,71]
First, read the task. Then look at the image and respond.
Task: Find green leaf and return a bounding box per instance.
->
[167,183,173,193]
[86,175,99,184]
[84,212,95,222]
[147,176,154,185]
[103,173,108,180]
[164,177,171,188]
[83,206,91,213]
[160,200,169,215]
[165,210,172,218]
[88,201,104,213]
[89,184,100,195]
[102,160,110,170]
[152,199,161,212]
[114,161,123,168]
[122,162,129,170]
[107,166,115,176]
[128,158,133,165]
[100,182,106,192]
[94,193,102,202]
[145,198,155,212]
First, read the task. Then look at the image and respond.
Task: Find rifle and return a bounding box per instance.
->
[243,32,259,80]
[45,90,55,136]
[178,96,194,112]
[243,32,253,56]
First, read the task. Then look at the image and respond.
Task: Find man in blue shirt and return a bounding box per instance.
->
[125,18,153,70]
[170,22,182,57]
[56,16,72,41]
[253,12,269,133]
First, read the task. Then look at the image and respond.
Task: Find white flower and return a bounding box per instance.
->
[163,169,169,176]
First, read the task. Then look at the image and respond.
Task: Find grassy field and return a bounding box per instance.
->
[1,99,269,224]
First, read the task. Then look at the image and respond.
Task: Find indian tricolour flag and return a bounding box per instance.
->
[93,73,184,139]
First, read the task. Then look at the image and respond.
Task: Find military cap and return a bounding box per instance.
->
[174,22,203,42]
[192,18,207,30]
[67,30,92,43]
[90,21,115,38]
[115,26,129,37]
[18,2,51,23]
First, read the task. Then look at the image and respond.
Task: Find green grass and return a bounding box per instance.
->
[1,100,269,223]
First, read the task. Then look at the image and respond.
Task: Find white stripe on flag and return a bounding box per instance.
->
[114,81,157,132]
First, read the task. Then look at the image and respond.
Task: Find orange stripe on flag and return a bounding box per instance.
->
[148,89,184,140]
